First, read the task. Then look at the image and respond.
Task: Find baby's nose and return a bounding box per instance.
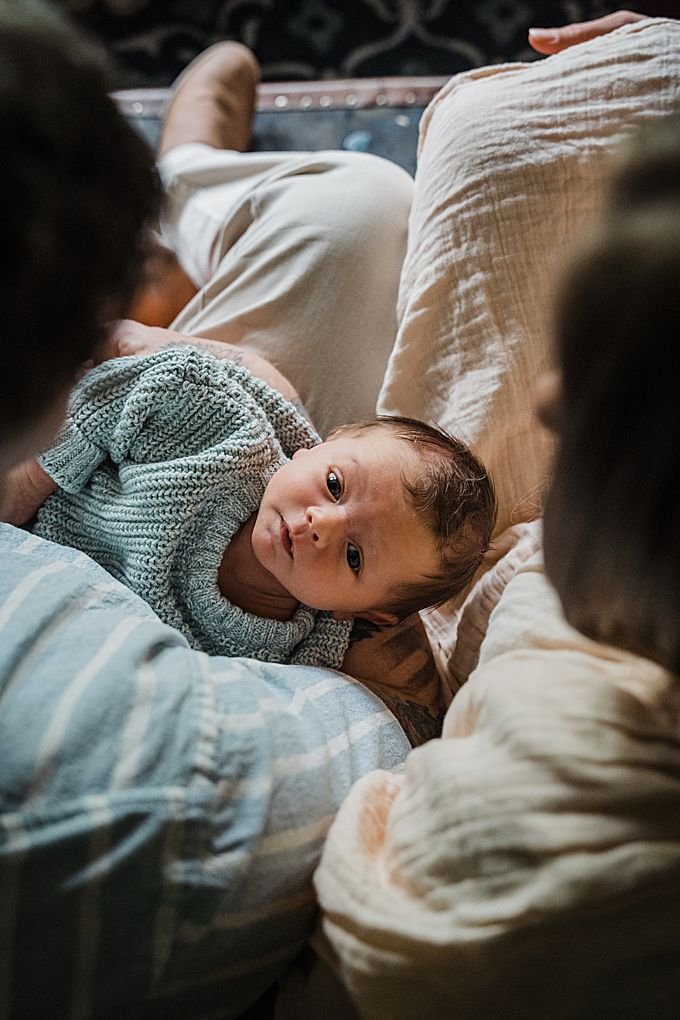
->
[304,505,339,546]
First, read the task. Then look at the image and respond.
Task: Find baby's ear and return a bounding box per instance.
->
[292,447,311,460]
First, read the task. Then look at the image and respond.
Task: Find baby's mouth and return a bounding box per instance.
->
[280,517,293,558]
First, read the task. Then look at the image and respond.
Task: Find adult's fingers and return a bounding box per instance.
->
[528,10,645,55]
[93,319,147,364]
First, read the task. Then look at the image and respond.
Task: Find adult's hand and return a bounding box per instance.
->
[98,319,189,361]
[1,459,57,526]
[528,10,645,55]
[101,320,304,410]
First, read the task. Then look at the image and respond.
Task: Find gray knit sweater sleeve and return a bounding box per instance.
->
[40,350,313,485]
[40,351,226,487]
[35,347,352,669]
[39,355,170,489]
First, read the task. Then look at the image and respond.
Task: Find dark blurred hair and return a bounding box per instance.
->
[332,415,497,619]
[544,115,680,671]
[607,113,680,213]
[0,0,160,443]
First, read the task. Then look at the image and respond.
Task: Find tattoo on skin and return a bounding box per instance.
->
[376,690,445,747]
[188,339,245,366]
[349,617,382,643]
[346,613,445,746]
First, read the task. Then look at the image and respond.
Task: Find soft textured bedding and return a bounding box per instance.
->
[377,16,680,695]
[315,19,680,1017]
[317,546,680,1019]
[378,17,680,539]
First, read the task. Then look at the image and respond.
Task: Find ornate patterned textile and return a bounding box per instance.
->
[62,1,666,88]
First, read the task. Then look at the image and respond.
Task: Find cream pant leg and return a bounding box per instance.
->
[157,144,413,436]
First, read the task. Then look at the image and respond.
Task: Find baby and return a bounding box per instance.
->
[33,346,496,668]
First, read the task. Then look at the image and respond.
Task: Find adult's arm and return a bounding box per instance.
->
[0,524,410,1018]
[103,318,304,411]
[341,613,446,746]
[0,458,56,525]
[528,10,645,55]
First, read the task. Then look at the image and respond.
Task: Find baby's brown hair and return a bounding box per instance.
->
[331,415,497,620]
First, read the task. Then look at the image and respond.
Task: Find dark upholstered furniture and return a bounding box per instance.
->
[114,76,449,175]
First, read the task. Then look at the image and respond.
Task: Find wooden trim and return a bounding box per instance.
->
[112,75,448,118]
[257,76,448,111]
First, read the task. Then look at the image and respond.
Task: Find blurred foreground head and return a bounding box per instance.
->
[0,0,159,469]
[544,114,680,672]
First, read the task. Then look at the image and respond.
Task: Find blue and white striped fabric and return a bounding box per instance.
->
[0,524,410,1018]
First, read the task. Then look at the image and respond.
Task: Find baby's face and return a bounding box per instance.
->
[252,429,440,620]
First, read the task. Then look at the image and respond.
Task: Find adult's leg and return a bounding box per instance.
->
[129,43,259,329]
[156,45,413,436]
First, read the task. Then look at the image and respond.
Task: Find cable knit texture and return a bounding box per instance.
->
[34,347,352,667]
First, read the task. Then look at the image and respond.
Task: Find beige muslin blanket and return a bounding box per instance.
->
[316,19,680,1017]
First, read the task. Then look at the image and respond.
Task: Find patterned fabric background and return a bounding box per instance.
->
[63,0,676,88]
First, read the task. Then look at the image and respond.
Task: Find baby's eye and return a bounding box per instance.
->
[326,470,342,501]
[347,544,361,574]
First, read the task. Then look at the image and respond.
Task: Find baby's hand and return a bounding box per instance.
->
[1,459,57,525]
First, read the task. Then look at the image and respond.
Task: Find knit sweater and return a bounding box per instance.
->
[34,347,352,668]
